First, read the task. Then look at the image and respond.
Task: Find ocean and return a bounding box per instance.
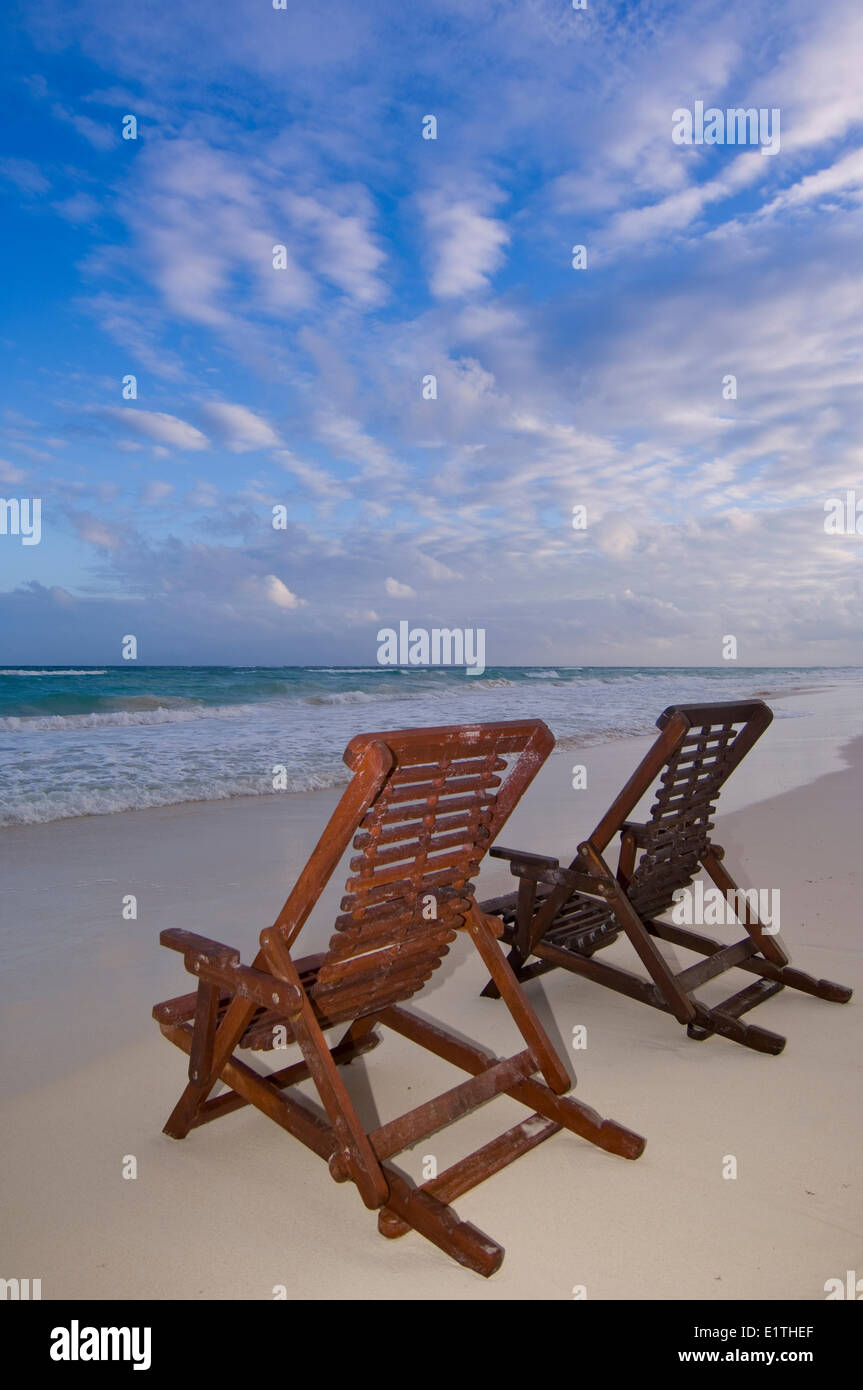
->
[0,664,858,826]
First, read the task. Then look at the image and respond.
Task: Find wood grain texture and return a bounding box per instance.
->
[480,699,853,1051]
[153,717,644,1275]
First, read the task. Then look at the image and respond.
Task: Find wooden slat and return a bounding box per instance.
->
[340,1050,536,1169]
[353,809,488,849]
[379,1114,561,1238]
[341,861,478,910]
[348,828,477,872]
[314,932,457,989]
[391,756,506,783]
[313,960,447,1024]
[377,772,502,804]
[345,845,482,895]
[378,1005,645,1160]
[672,938,756,992]
[713,977,784,1020]
[333,887,470,934]
[365,792,496,826]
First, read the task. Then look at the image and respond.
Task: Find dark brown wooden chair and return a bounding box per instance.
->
[153,719,645,1277]
[481,701,852,1054]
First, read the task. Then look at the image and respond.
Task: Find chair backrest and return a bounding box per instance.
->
[270,720,554,1026]
[591,700,772,918]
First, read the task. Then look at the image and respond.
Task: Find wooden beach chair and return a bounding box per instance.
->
[481,701,852,1054]
[153,719,645,1277]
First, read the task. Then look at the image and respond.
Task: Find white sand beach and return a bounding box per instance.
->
[1,683,861,1300]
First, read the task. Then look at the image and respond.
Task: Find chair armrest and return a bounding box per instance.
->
[160,929,302,1013]
[554,865,616,899]
[160,928,240,968]
[619,821,651,847]
[490,845,561,877]
[489,847,613,898]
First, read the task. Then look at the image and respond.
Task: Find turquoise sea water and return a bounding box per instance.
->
[0,664,858,825]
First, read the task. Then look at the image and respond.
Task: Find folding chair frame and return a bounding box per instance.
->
[154,721,645,1276]
[481,702,852,1054]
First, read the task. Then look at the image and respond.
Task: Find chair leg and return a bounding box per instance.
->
[378,1113,562,1241]
[163,994,258,1139]
[649,915,853,1020]
[481,878,536,999]
[334,1014,381,1050]
[603,884,697,1024]
[467,905,571,1094]
[509,1075,646,1158]
[480,941,526,999]
[739,956,853,1004]
[379,1168,504,1277]
[687,1001,786,1054]
[701,846,790,966]
[378,1003,646,1161]
[701,955,853,1042]
[262,933,390,1210]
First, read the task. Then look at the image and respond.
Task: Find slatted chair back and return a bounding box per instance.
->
[480,697,850,1054]
[154,716,649,1277]
[272,720,554,1027]
[528,700,772,950]
[508,702,771,952]
[589,701,773,918]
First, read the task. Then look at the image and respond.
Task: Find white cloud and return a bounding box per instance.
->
[140,480,174,503]
[414,551,462,581]
[344,608,380,625]
[70,512,122,550]
[0,158,50,194]
[186,482,221,507]
[262,575,304,609]
[8,442,52,463]
[385,577,416,598]
[596,519,640,560]
[767,2,863,155]
[764,147,863,215]
[274,449,344,499]
[422,193,510,298]
[101,408,208,451]
[316,413,401,480]
[199,402,280,452]
[51,102,116,150]
[285,192,386,305]
[9,0,863,666]
[724,508,761,533]
[52,192,101,223]
[119,141,315,333]
[0,459,28,484]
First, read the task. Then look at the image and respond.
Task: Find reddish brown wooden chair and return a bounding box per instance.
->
[481,701,852,1054]
[153,719,644,1277]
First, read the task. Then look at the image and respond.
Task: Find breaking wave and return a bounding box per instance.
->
[1,663,856,826]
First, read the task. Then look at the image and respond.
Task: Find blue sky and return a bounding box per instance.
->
[1,0,862,666]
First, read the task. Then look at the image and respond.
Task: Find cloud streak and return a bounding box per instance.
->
[1,0,861,664]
